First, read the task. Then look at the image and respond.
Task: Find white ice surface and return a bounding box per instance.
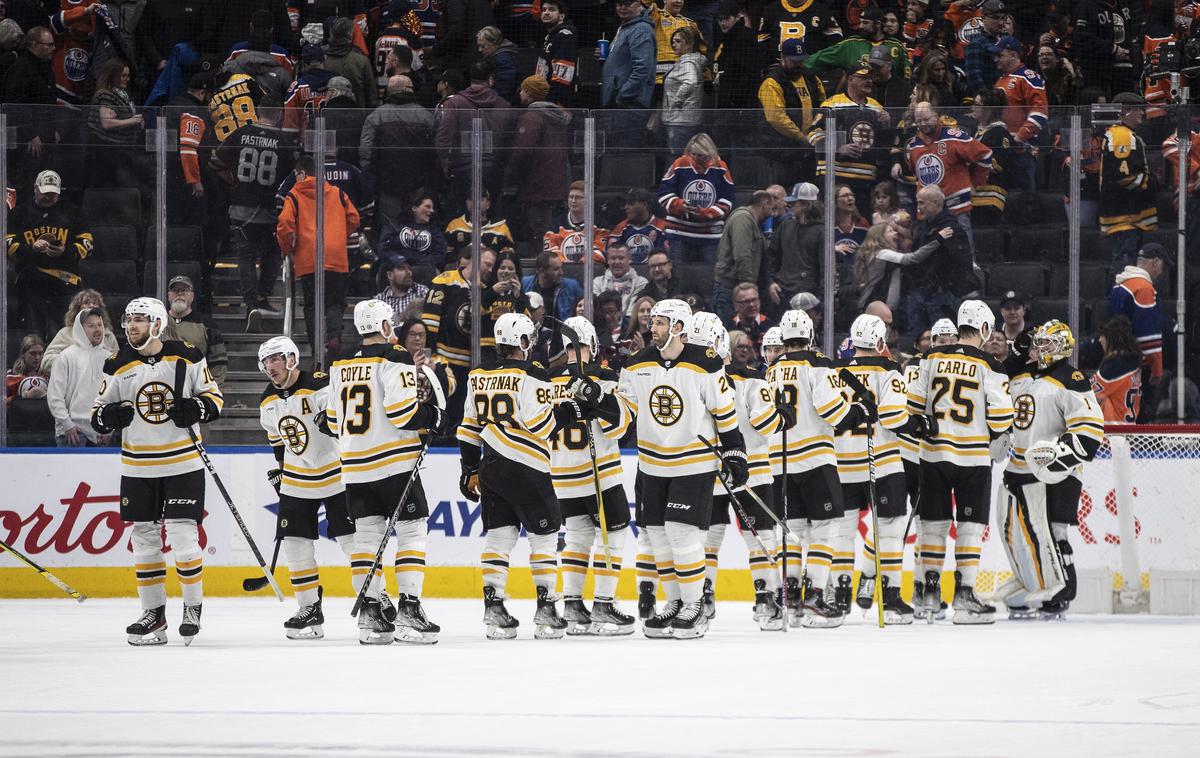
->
[1,598,1198,757]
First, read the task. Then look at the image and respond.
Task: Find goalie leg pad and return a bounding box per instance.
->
[165,519,203,605]
[1001,477,1066,603]
[131,521,167,610]
[283,536,320,607]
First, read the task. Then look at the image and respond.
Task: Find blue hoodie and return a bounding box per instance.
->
[601,10,656,109]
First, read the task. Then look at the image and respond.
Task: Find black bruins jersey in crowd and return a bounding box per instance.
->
[757,0,842,58]
[214,122,298,224]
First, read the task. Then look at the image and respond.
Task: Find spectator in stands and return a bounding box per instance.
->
[593,241,648,315]
[222,9,294,105]
[397,316,457,411]
[202,0,291,59]
[360,75,437,225]
[445,188,515,256]
[608,187,668,264]
[6,334,47,405]
[727,329,755,369]
[659,132,735,263]
[0,19,25,78]
[661,26,705,155]
[1092,316,1143,423]
[1109,242,1167,387]
[971,88,1014,227]
[805,5,909,80]
[991,35,1047,193]
[375,256,430,326]
[871,181,900,224]
[379,194,449,286]
[476,25,519,104]
[320,76,367,165]
[643,249,684,301]
[166,275,228,388]
[509,75,572,243]
[964,0,1008,95]
[544,180,607,263]
[1163,122,1200,265]
[983,327,1010,360]
[523,251,583,321]
[790,291,822,336]
[0,27,58,174]
[765,182,822,317]
[1072,0,1138,101]
[725,283,775,354]
[621,294,656,354]
[47,307,113,447]
[904,185,974,333]
[40,289,117,374]
[423,246,495,420]
[758,38,825,180]
[6,170,92,341]
[852,221,950,312]
[867,39,911,110]
[915,49,969,110]
[600,0,656,148]
[435,60,512,212]
[435,0,496,74]
[277,154,361,361]
[762,184,786,237]
[1036,44,1081,107]
[999,290,1029,344]
[87,59,151,199]
[323,17,377,108]
[594,289,626,354]
[712,2,758,117]
[537,0,578,107]
[833,184,870,284]
[490,250,529,322]
[1100,93,1158,274]
[714,190,773,323]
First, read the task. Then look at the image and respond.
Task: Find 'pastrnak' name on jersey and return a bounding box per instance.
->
[260,371,343,499]
[459,359,558,473]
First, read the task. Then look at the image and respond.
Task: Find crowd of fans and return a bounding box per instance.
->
[5,0,1200,444]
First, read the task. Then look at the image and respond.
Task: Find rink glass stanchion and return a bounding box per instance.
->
[822,106,836,355]
[469,115,483,370]
[313,117,327,370]
[0,109,8,448]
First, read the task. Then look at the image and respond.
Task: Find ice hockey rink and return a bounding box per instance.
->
[1,598,1197,757]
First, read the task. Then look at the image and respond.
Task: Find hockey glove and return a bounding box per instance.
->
[774,402,797,431]
[267,468,283,493]
[721,449,749,489]
[93,401,135,433]
[568,375,603,411]
[420,402,447,434]
[166,397,208,428]
[459,466,481,502]
[313,410,338,437]
[898,412,937,439]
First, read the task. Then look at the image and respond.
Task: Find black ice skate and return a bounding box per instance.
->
[533,586,567,639]
[393,594,440,644]
[1037,600,1069,621]
[800,584,844,629]
[563,596,593,636]
[881,577,913,625]
[483,586,519,640]
[589,597,635,636]
[783,576,802,628]
[637,580,656,620]
[671,600,708,639]
[834,574,853,615]
[856,573,876,610]
[357,598,396,645]
[1007,605,1041,620]
[702,578,716,620]
[753,579,784,632]
[922,571,941,624]
[179,604,202,646]
[951,571,996,625]
[643,599,682,639]
[285,586,325,640]
[126,606,167,646]
[379,589,397,623]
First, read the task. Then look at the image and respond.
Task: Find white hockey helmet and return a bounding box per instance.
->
[650,298,692,332]
[850,313,887,351]
[762,326,784,349]
[1032,319,1075,370]
[354,299,395,337]
[779,309,814,343]
[957,299,995,340]
[494,312,537,351]
[687,312,729,358]
[562,315,599,354]
[258,336,301,374]
[930,318,958,343]
[121,297,168,339]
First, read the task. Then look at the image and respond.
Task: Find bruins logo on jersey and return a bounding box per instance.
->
[850,120,875,147]
[649,385,684,426]
[278,415,309,455]
[136,382,175,424]
[1014,394,1036,430]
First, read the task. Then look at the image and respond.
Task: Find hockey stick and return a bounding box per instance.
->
[243,514,281,592]
[175,359,284,601]
[349,440,432,618]
[0,538,87,602]
[780,406,790,631]
[696,436,777,569]
[838,368,885,628]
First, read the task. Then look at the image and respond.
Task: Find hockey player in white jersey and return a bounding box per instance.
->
[999,320,1104,620]
[836,314,934,624]
[907,300,1015,624]
[258,336,358,639]
[618,299,748,639]
[548,316,636,636]
[766,309,873,628]
[688,312,791,631]
[459,312,596,640]
[761,326,785,366]
[91,297,224,645]
[326,300,446,645]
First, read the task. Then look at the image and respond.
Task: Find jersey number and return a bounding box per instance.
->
[213,95,256,142]
[475,392,516,428]
[551,421,589,451]
[930,377,978,424]
[237,147,278,186]
[340,385,372,434]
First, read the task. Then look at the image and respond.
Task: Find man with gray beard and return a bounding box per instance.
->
[166,275,228,388]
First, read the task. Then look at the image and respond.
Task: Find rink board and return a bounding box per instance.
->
[0,447,1196,599]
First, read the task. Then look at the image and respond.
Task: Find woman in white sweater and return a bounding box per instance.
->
[47,308,115,447]
[661,27,706,155]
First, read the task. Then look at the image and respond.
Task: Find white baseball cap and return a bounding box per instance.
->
[785,182,819,203]
[34,170,61,195]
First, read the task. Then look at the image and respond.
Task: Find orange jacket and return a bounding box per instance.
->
[276,177,360,277]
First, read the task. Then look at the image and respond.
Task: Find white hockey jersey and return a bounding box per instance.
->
[765,349,853,475]
[548,363,632,499]
[259,371,344,499]
[617,344,738,478]
[93,341,223,478]
[906,344,1015,467]
[833,356,910,482]
[898,360,923,463]
[458,359,558,473]
[1006,361,1105,478]
[326,343,426,484]
[727,365,787,489]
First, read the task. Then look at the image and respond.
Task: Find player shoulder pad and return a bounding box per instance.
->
[260,383,283,403]
[298,370,330,390]
[1046,361,1091,391]
[384,344,416,364]
[678,343,724,372]
[729,364,765,381]
[524,362,552,382]
[591,363,620,383]
[624,344,660,367]
[103,344,140,374]
[161,339,205,363]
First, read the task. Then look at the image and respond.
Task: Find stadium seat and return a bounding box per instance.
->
[106,295,133,329]
[727,154,772,188]
[79,259,138,295]
[1034,191,1067,224]
[1048,261,1110,297]
[514,48,541,78]
[1089,297,1113,331]
[1030,297,1079,327]
[986,262,1049,297]
[145,226,203,262]
[350,265,377,297]
[7,397,54,433]
[1007,226,1065,261]
[598,153,657,191]
[1080,228,1104,260]
[90,225,139,261]
[82,187,141,228]
[142,261,203,293]
[972,227,1007,262]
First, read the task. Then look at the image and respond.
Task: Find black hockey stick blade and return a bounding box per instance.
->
[837,367,871,400]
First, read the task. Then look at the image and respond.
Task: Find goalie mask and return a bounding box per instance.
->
[1032,320,1075,370]
[258,336,301,375]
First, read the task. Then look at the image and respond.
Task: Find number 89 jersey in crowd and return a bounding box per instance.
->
[327,343,425,483]
[906,344,1014,467]
[833,356,910,482]
[458,359,558,472]
[547,363,632,499]
[93,341,223,477]
[259,371,343,499]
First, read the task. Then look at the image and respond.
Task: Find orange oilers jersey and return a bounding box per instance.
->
[1091,353,1142,424]
[995,66,1048,143]
[543,225,608,264]
[178,111,209,186]
[943,3,983,60]
[50,0,100,104]
[1162,129,1200,199]
[905,126,993,214]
